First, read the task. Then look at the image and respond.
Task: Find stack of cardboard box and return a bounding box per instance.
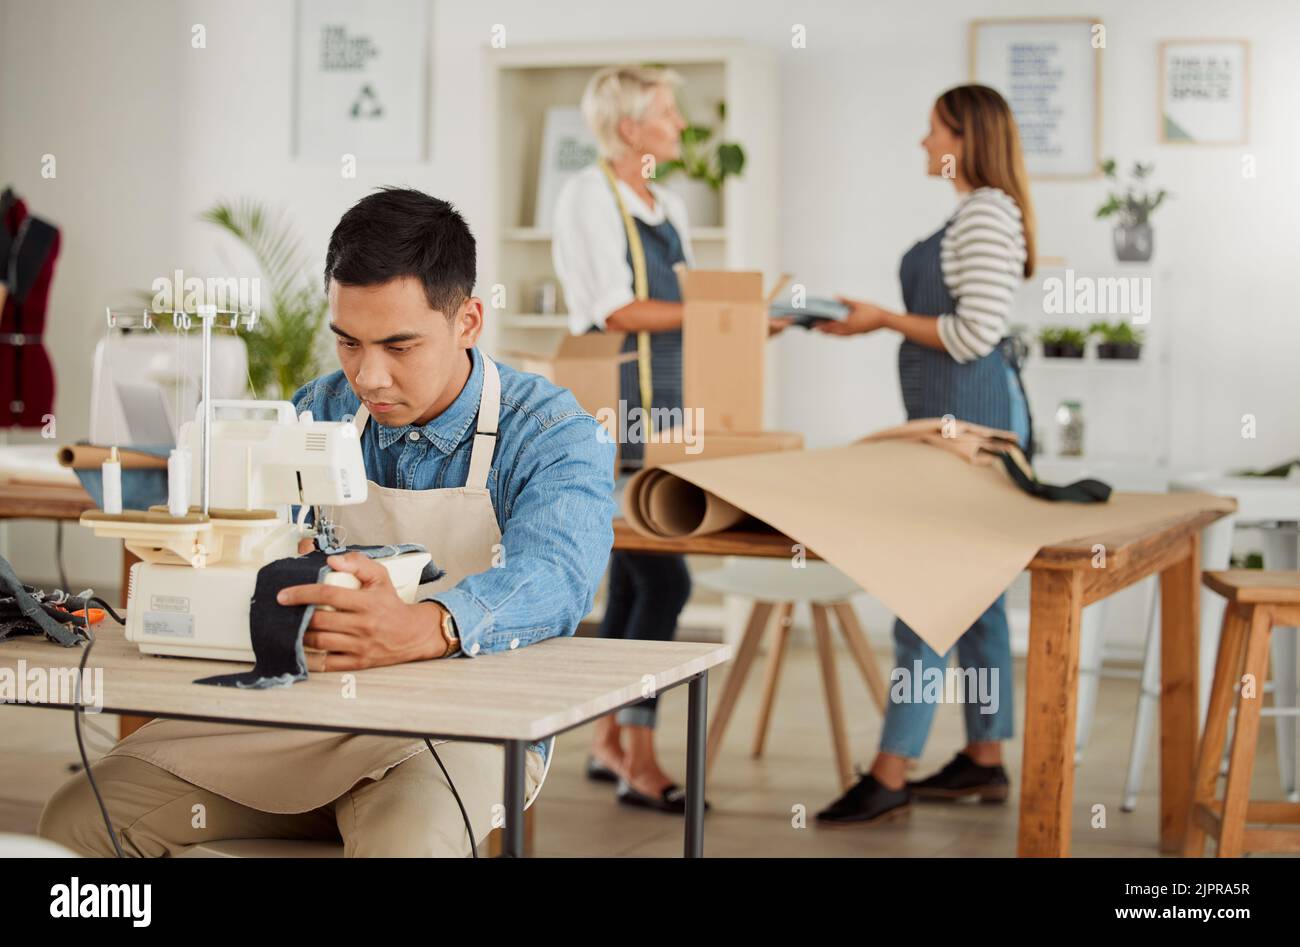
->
[505,269,802,470]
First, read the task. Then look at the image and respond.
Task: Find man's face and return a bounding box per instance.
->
[328,275,482,428]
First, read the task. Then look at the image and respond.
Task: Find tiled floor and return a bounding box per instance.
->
[1,637,1291,857]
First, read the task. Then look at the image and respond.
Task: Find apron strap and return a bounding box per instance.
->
[466,354,501,491]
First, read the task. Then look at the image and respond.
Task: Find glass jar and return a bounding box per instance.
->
[1055,400,1084,457]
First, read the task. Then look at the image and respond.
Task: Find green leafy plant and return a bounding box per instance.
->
[653,101,745,190]
[199,200,328,399]
[1096,159,1170,227]
[1087,321,1145,345]
[1038,326,1089,349]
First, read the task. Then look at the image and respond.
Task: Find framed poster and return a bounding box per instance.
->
[534,107,600,229]
[1159,40,1249,145]
[970,18,1103,179]
[293,0,430,161]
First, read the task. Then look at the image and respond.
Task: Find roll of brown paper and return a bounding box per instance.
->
[623,465,747,538]
[57,444,168,470]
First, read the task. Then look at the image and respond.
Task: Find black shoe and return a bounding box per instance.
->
[585,756,619,784]
[815,773,911,827]
[615,780,711,815]
[907,752,1010,803]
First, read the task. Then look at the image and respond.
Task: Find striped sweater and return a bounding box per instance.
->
[936,186,1028,364]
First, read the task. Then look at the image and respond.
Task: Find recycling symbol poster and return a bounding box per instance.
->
[294,0,429,161]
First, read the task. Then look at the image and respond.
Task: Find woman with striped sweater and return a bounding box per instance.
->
[815,84,1037,827]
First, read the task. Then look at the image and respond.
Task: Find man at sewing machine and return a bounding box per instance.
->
[39,187,617,857]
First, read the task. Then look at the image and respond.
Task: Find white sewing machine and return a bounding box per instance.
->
[80,398,431,661]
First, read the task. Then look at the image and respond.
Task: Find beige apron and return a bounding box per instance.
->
[110,355,545,813]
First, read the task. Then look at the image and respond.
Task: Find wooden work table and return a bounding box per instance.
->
[1,625,730,857]
[614,500,1234,857]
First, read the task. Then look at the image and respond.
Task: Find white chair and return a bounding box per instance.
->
[694,558,888,790]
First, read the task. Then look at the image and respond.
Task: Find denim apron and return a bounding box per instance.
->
[897,221,1033,455]
[596,161,687,471]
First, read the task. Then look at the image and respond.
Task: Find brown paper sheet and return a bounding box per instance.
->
[624,439,1234,653]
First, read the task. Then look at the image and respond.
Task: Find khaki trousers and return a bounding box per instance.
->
[38,742,544,858]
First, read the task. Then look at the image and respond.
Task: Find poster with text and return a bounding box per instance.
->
[294,0,429,161]
[972,19,1102,178]
[1160,41,1249,145]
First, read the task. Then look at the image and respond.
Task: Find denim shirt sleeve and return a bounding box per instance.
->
[425,412,616,658]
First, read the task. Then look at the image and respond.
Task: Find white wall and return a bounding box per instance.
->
[3,0,1298,591]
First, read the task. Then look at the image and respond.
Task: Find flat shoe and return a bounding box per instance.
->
[585,756,619,784]
[615,780,711,814]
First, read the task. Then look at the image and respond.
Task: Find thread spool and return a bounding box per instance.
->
[168,448,189,517]
[102,446,122,515]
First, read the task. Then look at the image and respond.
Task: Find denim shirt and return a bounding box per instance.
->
[291,348,617,762]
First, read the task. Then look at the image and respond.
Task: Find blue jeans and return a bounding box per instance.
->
[878,365,1030,758]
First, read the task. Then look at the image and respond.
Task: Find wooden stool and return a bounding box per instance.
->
[1185,570,1300,856]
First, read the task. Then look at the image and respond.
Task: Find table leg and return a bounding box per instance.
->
[1018,568,1083,857]
[503,739,526,858]
[1160,533,1200,854]
[685,671,708,858]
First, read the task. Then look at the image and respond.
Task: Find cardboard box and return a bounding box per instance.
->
[505,333,634,465]
[643,427,803,470]
[682,270,785,433]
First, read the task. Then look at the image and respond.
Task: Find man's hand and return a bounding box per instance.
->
[276,551,449,672]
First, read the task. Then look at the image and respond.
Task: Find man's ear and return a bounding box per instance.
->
[455,297,484,349]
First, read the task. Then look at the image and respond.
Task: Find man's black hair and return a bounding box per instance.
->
[324,187,476,320]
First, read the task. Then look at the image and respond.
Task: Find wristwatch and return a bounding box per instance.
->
[438,608,461,657]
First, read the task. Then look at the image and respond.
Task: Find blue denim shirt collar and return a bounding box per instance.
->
[370,348,483,455]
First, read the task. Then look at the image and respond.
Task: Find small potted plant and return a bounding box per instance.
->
[1089,321,1145,360]
[1096,158,1170,263]
[653,100,745,227]
[1039,326,1088,359]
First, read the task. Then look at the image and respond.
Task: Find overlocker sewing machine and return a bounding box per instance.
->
[78,308,430,662]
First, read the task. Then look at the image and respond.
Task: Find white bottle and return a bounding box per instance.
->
[167,448,189,517]
[102,446,122,515]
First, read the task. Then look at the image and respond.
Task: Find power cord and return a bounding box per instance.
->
[74,595,127,857]
[426,739,477,858]
[68,596,469,860]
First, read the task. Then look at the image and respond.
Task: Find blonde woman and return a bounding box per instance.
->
[815,84,1036,826]
[551,65,700,814]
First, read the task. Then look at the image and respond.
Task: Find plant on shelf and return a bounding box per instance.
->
[1038,326,1089,359]
[1088,320,1145,360]
[652,100,746,191]
[136,200,329,400]
[200,200,328,399]
[651,99,744,228]
[1096,158,1171,263]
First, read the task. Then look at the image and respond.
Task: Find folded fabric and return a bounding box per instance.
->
[194,545,444,690]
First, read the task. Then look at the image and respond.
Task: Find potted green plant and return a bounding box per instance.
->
[1096,159,1170,263]
[137,200,329,400]
[652,100,745,227]
[1039,326,1088,359]
[1089,320,1145,360]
